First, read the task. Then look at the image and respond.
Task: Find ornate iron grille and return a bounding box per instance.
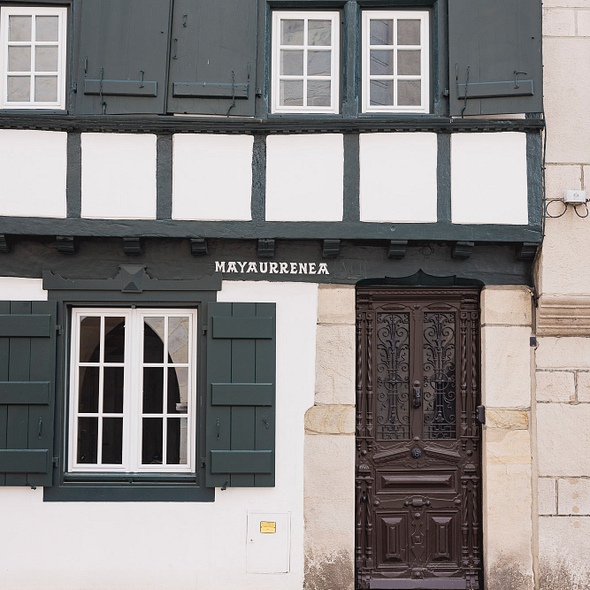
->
[423,312,457,439]
[376,312,410,440]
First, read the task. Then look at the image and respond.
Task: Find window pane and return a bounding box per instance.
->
[280,80,303,106]
[8,16,31,42]
[103,367,124,413]
[308,20,331,46]
[80,316,100,362]
[77,417,98,464]
[370,50,393,76]
[370,19,393,45]
[35,46,58,72]
[78,366,99,413]
[104,317,125,363]
[280,50,303,76]
[168,367,188,414]
[142,418,163,464]
[397,19,421,45]
[168,317,189,364]
[102,418,123,464]
[397,50,421,75]
[398,80,421,105]
[307,50,331,76]
[167,417,188,465]
[307,80,331,106]
[144,317,164,363]
[34,76,57,102]
[36,16,59,42]
[8,46,31,72]
[143,367,164,414]
[281,19,304,45]
[370,79,394,106]
[7,76,30,102]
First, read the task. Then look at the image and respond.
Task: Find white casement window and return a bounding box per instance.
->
[272,11,340,114]
[362,11,429,113]
[69,309,197,473]
[0,6,67,110]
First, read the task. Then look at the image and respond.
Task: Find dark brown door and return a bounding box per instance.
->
[356,288,482,590]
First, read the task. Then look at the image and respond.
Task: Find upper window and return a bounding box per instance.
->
[271,11,340,114]
[69,308,197,474]
[362,11,429,114]
[0,6,67,110]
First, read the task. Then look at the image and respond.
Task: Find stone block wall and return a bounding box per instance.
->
[304,285,356,590]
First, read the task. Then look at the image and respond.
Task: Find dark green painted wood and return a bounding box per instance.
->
[0,315,52,337]
[212,316,274,339]
[157,135,173,220]
[0,450,49,473]
[0,301,8,486]
[210,450,273,474]
[0,301,57,487]
[254,303,276,487]
[251,135,266,221]
[0,383,50,405]
[449,0,543,116]
[75,0,172,115]
[211,384,274,407]
[66,132,82,219]
[437,134,451,223]
[167,0,258,116]
[343,133,360,222]
[206,302,276,487]
[6,302,31,486]
[527,131,543,228]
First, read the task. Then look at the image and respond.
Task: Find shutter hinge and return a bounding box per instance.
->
[55,324,62,335]
[476,405,486,425]
[202,326,207,335]
[200,457,206,468]
[52,456,59,468]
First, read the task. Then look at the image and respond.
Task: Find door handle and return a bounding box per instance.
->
[413,381,421,408]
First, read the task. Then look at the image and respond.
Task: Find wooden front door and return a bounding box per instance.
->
[355,288,482,590]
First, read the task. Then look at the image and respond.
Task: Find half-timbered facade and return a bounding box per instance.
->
[0,1,575,589]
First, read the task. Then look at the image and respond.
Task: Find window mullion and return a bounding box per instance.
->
[162,316,169,467]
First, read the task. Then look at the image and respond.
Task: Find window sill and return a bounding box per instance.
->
[44,473,214,502]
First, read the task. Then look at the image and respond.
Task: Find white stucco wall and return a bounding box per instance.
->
[0,280,317,590]
[0,130,67,218]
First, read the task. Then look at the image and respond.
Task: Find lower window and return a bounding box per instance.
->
[69,308,197,473]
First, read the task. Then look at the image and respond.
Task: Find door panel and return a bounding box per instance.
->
[356,288,482,590]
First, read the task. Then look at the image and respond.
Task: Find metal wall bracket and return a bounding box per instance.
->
[452,241,474,260]
[388,240,408,259]
[123,237,142,256]
[56,236,76,254]
[190,238,208,256]
[516,242,537,261]
[257,239,275,258]
[323,239,341,258]
[0,235,10,253]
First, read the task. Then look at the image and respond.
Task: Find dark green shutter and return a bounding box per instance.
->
[0,301,57,487]
[449,0,543,116]
[75,0,172,115]
[167,0,258,116]
[206,303,275,487]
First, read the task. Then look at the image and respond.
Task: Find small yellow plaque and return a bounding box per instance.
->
[260,521,276,534]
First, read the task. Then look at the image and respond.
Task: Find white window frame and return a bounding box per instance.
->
[272,11,340,114]
[68,308,197,474]
[362,10,430,114]
[0,5,67,110]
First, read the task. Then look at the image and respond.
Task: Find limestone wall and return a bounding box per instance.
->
[533,2,590,588]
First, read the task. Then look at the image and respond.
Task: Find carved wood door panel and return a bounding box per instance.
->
[356,288,482,590]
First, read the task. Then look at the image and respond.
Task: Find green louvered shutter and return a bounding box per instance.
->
[75,0,172,114]
[206,303,275,487]
[0,301,57,487]
[449,0,543,116]
[167,0,258,116]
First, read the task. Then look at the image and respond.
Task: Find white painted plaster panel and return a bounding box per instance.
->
[0,281,317,590]
[81,133,157,219]
[0,278,46,300]
[451,132,528,225]
[359,133,437,223]
[247,512,291,573]
[266,134,343,221]
[173,134,253,221]
[0,130,66,218]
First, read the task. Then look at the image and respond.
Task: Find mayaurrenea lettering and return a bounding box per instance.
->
[215,261,330,275]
